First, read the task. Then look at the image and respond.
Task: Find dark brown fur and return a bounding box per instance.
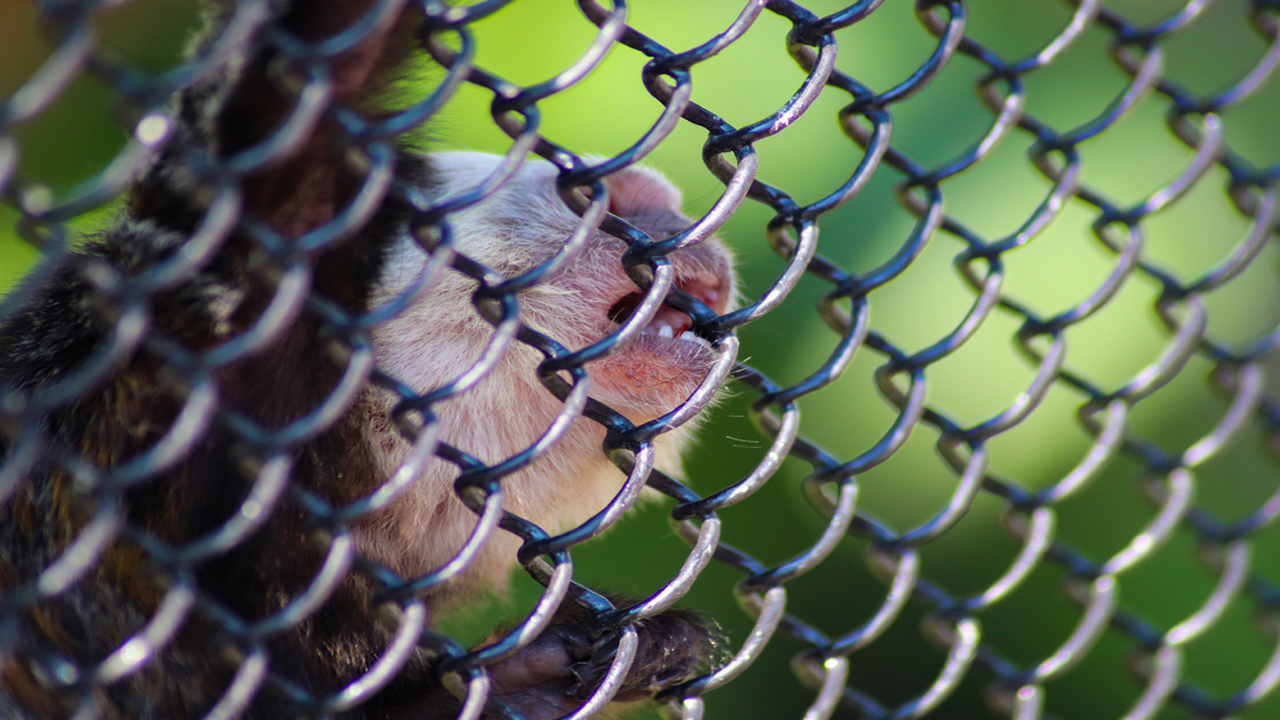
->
[0,1,720,718]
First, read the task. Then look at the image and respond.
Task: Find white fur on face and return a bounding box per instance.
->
[358,152,736,610]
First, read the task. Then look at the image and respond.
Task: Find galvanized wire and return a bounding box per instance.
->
[2,0,1279,719]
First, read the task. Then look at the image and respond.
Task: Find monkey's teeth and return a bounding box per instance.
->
[678,330,712,349]
[657,325,675,339]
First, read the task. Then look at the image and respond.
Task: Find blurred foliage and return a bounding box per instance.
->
[2,1,1278,718]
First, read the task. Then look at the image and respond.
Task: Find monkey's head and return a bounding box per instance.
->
[374,152,737,429]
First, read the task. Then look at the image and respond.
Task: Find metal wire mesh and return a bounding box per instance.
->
[1,0,1279,718]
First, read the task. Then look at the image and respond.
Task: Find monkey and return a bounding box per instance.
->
[0,0,735,718]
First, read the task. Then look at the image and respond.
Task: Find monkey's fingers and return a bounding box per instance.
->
[567,608,726,704]
[483,624,595,719]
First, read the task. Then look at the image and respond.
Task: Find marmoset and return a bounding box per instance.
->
[0,0,735,718]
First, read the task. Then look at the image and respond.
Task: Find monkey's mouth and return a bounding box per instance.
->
[579,236,735,421]
[605,275,726,345]
[587,268,731,421]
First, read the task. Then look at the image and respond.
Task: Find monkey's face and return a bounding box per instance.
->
[382,152,736,426]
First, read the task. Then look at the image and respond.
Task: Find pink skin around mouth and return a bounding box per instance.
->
[585,261,733,422]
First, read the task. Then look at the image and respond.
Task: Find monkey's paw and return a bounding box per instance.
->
[484,607,724,719]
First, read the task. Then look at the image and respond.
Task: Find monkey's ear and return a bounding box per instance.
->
[598,165,685,219]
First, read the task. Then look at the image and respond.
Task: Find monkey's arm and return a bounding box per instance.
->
[0,1,432,716]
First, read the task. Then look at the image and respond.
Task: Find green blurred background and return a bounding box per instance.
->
[3,0,1279,717]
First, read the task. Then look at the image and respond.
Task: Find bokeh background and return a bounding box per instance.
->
[2,0,1279,718]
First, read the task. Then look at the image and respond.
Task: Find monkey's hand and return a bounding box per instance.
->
[562,608,723,704]
[415,606,723,720]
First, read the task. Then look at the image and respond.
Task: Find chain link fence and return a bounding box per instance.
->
[1,0,1279,718]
